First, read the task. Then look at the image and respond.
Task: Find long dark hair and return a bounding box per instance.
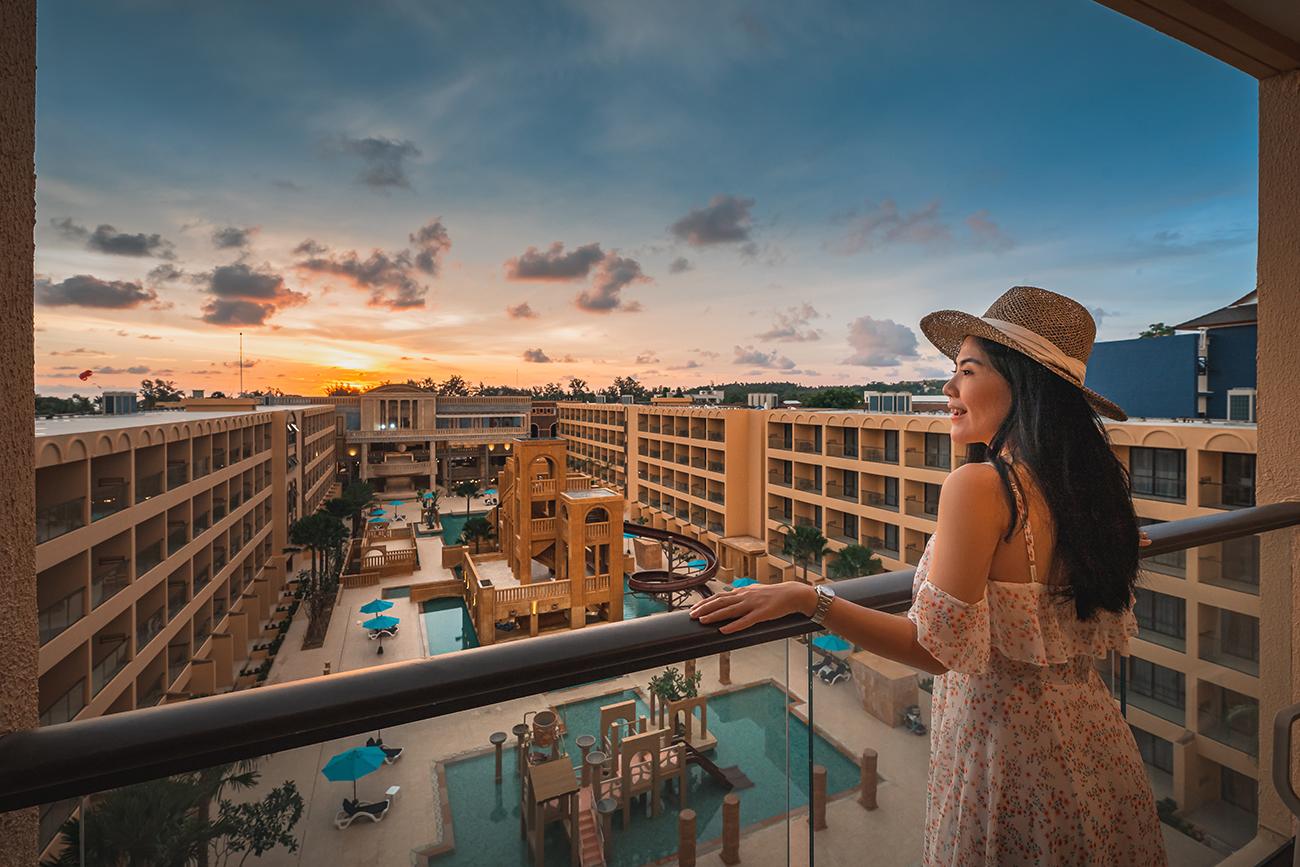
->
[965,337,1138,620]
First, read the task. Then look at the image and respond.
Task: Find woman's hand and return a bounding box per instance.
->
[689,582,818,634]
[1139,530,1152,548]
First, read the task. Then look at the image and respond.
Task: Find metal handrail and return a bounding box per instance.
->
[0,502,1296,811]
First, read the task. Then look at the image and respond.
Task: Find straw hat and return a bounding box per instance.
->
[919,285,1127,421]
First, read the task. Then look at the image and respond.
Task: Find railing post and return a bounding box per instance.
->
[811,764,828,830]
[678,808,696,866]
[721,793,741,864]
[858,749,878,810]
[719,651,731,685]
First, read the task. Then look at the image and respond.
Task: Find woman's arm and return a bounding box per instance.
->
[690,462,1007,675]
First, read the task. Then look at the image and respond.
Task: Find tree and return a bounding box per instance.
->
[339,481,375,537]
[648,666,702,703]
[803,387,863,409]
[289,513,347,631]
[421,489,441,529]
[453,479,481,515]
[212,782,304,867]
[782,523,829,584]
[1140,322,1176,338]
[325,382,362,395]
[827,544,884,579]
[436,374,470,396]
[566,377,591,400]
[140,378,183,409]
[531,381,566,400]
[461,515,494,552]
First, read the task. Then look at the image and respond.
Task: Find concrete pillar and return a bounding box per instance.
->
[684,658,696,683]
[810,765,828,830]
[1259,67,1300,838]
[0,0,38,859]
[719,652,732,685]
[359,442,369,481]
[721,793,741,865]
[211,633,235,689]
[677,808,696,867]
[858,749,878,810]
[491,732,507,784]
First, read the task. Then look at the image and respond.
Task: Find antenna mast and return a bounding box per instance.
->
[239,332,244,397]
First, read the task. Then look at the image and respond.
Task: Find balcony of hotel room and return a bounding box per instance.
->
[35,460,87,546]
[36,550,88,649]
[823,466,860,506]
[1199,679,1260,758]
[902,429,955,474]
[860,471,901,515]
[859,426,901,466]
[862,516,901,561]
[823,424,861,461]
[902,526,932,567]
[824,507,861,547]
[902,479,942,522]
[1199,449,1257,511]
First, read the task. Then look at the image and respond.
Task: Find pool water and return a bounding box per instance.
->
[433,682,859,866]
[438,511,490,545]
[420,598,480,656]
[622,578,670,620]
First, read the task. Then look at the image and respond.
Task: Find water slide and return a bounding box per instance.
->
[622,522,718,596]
[679,740,753,791]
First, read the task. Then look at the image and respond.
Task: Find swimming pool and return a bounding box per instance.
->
[622,577,670,620]
[432,682,859,866]
[420,598,480,656]
[438,511,490,546]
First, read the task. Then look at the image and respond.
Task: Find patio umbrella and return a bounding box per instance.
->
[321,745,387,801]
[363,614,400,655]
[812,633,853,654]
[359,599,393,614]
[730,577,758,588]
[389,500,403,507]
[367,516,386,523]
[686,558,707,569]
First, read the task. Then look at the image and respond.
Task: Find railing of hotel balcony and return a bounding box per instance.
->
[36,496,85,544]
[38,588,85,645]
[91,481,128,521]
[134,472,163,503]
[9,504,1300,866]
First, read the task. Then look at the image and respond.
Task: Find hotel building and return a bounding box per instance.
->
[557,399,1261,824]
[33,400,336,734]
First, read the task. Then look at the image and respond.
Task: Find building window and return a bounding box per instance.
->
[842,513,857,541]
[883,430,899,463]
[1221,453,1256,508]
[843,428,858,457]
[922,482,941,518]
[923,433,951,470]
[1130,447,1186,501]
[1137,517,1185,576]
[1218,609,1260,667]
[1128,656,1185,722]
[1221,766,1258,815]
[842,471,858,499]
[884,477,899,508]
[1133,588,1185,650]
[1130,726,1174,775]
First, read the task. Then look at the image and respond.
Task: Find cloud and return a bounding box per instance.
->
[271,179,303,192]
[293,239,329,256]
[506,301,538,319]
[691,348,721,359]
[828,199,950,254]
[1087,306,1120,326]
[668,359,703,370]
[95,365,150,375]
[332,135,421,190]
[198,263,306,326]
[635,351,660,364]
[966,210,1014,252]
[506,242,606,280]
[577,254,647,313]
[51,218,174,258]
[113,330,161,340]
[49,347,107,356]
[147,263,186,284]
[670,195,755,246]
[34,274,159,309]
[668,256,693,273]
[522,348,552,363]
[757,303,822,342]
[1112,230,1253,264]
[222,358,260,368]
[212,226,257,249]
[732,345,796,370]
[409,219,451,275]
[842,316,921,366]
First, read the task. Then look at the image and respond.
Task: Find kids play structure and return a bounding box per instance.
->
[464,438,718,644]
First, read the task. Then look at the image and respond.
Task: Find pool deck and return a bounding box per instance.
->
[248,487,1217,866]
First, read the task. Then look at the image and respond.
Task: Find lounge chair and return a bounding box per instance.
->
[334,797,391,829]
[367,625,398,640]
[366,736,403,763]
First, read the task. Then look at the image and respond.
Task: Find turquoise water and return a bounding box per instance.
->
[622,578,670,620]
[439,510,490,545]
[433,683,859,866]
[420,598,480,656]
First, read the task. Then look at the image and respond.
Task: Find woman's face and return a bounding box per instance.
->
[942,336,1013,446]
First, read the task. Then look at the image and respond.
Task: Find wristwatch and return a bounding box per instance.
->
[810,584,836,626]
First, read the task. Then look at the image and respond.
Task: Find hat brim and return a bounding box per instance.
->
[919,309,1128,422]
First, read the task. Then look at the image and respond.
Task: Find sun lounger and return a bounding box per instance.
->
[334,797,391,829]
[366,737,404,763]
[367,626,398,640]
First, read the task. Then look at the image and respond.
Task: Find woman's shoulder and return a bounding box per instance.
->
[940,461,1004,507]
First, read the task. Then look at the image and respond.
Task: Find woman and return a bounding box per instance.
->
[690,286,1167,866]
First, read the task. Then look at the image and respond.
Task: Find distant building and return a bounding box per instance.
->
[691,390,725,404]
[863,391,911,413]
[102,391,138,415]
[911,395,948,414]
[747,393,778,410]
[1085,292,1257,421]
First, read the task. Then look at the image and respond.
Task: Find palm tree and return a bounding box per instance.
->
[422,489,441,529]
[827,543,885,580]
[461,515,494,553]
[453,479,481,515]
[339,481,375,537]
[782,523,829,583]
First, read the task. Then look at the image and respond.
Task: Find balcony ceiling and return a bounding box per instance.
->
[1096,0,1300,77]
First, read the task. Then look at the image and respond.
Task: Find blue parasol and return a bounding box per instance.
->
[730,577,758,588]
[363,615,400,631]
[359,599,394,614]
[321,745,387,800]
[811,633,852,653]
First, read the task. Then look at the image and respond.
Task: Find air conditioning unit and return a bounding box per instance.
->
[1227,388,1257,423]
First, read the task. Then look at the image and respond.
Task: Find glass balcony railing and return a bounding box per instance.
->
[194,618,212,646]
[193,511,210,533]
[91,482,129,521]
[138,675,165,708]
[38,680,85,727]
[92,561,129,608]
[136,540,164,576]
[36,496,85,544]
[38,588,85,645]
[135,472,163,503]
[212,500,227,520]
[136,608,165,651]
[213,449,227,470]
[167,584,189,621]
[193,567,211,592]
[193,456,210,478]
[167,526,189,554]
[167,642,190,673]
[7,504,1300,867]
[166,463,188,489]
[91,641,131,696]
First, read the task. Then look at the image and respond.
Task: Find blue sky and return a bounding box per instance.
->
[32,0,1258,395]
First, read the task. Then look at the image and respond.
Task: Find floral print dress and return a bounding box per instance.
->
[906,480,1167,866]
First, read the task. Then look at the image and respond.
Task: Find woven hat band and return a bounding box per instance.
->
[980,317,1087,384]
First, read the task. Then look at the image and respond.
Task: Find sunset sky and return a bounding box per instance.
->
[33,0,1258,398]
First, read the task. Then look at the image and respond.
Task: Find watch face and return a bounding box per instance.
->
[820,585,836,598]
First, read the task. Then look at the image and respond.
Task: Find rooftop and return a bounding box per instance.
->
[33,405,331,437]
